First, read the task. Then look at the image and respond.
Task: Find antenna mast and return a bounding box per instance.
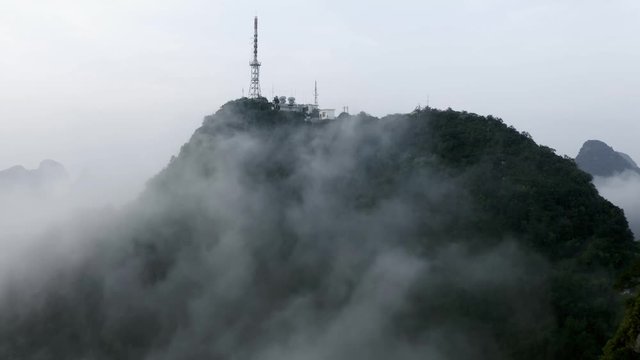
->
[314,81,318,106]
[248,16,262,98]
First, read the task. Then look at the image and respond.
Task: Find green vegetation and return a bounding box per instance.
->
[406,107,639,358]
[603,294,640,359]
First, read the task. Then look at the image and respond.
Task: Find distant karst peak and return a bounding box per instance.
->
[576,139,640,177]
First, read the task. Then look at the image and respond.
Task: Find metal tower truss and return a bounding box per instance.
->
[248,16,262,99]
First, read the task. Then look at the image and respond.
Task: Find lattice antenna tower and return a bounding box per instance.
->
[248,16,262,99]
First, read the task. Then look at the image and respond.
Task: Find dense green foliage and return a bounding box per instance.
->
[602,295,640,359]
[0,98,637,359]
[405,108,638,358]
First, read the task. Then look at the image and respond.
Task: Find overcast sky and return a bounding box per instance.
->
[1,0,640,200]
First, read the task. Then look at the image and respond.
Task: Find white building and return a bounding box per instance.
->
[319,109,336,120]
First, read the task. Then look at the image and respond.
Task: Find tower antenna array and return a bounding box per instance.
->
[248,16,262,98]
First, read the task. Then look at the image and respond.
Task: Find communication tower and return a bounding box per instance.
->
[248,16,262,98]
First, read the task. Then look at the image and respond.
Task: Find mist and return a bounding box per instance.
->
[594,170,640,237]
[0,155,155,296]
[0,103,556,360]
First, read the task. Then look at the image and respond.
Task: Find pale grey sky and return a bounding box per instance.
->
[2,0,640,200]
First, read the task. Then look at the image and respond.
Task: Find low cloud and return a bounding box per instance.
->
[0,106,553,360]
[594,170,640,237]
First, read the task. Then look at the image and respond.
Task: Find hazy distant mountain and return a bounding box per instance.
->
[0,159,70,197]
[617,151,638,168]
[575,140,640,177]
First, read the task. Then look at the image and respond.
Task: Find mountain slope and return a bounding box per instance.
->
[0,98,636,360]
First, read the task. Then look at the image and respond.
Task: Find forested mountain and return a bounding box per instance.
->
[0,98,638,359]
[577,139,640,245]
[576,140,640,177]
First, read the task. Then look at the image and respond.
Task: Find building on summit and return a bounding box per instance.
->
[247,17,335,121]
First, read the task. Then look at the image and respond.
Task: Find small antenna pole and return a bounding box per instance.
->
[314,81,318,106]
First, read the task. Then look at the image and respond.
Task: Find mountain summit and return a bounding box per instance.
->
[575,140,640,177]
